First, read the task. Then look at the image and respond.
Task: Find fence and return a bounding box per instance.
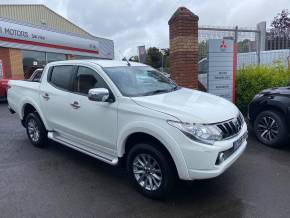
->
[198,25,290,90]
[238,49,290,69]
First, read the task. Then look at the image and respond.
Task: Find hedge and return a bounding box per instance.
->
[236,62,290,114]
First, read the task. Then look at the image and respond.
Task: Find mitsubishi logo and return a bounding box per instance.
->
[220,39,227,49]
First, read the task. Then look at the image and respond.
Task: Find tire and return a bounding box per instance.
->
[126,143,175,199]
[25,113,48,148]
[254,110,289,147]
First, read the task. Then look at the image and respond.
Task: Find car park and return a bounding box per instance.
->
[7,59,247,199]
[248,87,290,147]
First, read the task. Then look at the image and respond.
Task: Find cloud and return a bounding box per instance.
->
[1,0,289,59]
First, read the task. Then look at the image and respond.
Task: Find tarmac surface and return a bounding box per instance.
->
[1,102,290,218]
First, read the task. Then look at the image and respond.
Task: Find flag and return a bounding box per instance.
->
[138,46,147,63]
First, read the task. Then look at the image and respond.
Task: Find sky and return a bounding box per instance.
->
[1,0,289,59]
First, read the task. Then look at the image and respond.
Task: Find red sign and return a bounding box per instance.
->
[220,39,227,49]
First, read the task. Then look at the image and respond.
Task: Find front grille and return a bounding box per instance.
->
[216,114,244,139]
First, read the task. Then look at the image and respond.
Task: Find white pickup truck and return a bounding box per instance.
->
[7,60,247,199]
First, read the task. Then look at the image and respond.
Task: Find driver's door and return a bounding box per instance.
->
[65,66,118,156]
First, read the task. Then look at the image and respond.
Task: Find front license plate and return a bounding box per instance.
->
[233,132,248,151]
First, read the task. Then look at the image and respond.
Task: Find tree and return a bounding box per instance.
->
[146,47,162,68]
[129,56,139,62]
[145,47,170,70]
[237,39,251,53]
[198,41,208,61]
[270,9,290,37]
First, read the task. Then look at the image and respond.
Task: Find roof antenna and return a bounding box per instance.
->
[118,50,131,66]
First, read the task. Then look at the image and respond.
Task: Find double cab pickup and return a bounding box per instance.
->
[8,60,247,199]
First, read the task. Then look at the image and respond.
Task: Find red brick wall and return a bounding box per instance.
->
[10,49,24,79]
[0,47,24,79]
[168,7,199,89]
[0,47,12,78]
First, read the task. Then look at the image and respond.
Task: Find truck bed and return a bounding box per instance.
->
[7,80,41,116]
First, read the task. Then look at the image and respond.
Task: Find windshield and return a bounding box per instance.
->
[104,66,178,97]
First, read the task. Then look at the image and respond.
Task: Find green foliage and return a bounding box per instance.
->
[236,62,290,114]
[146,47,162,68]
[146,47,170,70]
[237,39,250,53]
[129,55,139,62]
[198,41,208,61]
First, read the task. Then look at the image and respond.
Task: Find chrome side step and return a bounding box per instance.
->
[48,132,118,166]
[8,105,15,114]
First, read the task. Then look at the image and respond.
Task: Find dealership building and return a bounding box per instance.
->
[0,4,114,79]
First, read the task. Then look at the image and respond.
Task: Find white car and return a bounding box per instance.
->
[7,60,247,199]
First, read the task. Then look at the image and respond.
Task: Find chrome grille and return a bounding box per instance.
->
[216,114,244,139]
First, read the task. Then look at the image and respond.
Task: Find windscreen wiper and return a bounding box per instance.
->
[143,89,170,96]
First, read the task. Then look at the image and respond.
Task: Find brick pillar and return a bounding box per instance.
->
[0,47,12,78]
[10,49,24,79]
[0,47,24,79]
[168,7,199,89]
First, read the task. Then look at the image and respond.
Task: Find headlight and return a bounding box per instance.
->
[167,120,223,145]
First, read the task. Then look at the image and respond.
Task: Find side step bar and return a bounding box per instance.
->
[8,105,15,114]
[48,132,118,166]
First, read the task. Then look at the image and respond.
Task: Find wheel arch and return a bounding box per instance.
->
[21,101,49,129]
[252,102,289,127]
[123,132,178,175]
[117,123,190,180]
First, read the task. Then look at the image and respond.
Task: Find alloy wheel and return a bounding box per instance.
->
[256,116,279,142]
[133,153,163,191]
[27,118,40,142]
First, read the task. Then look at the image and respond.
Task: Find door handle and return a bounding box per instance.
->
[70,101,80,109]
[42,93,50,100]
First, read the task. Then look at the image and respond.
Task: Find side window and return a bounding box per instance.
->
[49,66,74,91]
[73,66,108,95]
[32,70,43,82]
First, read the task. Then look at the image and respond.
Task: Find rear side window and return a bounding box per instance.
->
[49,66,74,90]
[31,70,43,82]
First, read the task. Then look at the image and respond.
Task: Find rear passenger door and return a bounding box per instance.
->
[40,65,76,132]
[66,66,118,156]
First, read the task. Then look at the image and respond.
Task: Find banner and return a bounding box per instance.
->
[0,17,114,59]
[138,46,147,63]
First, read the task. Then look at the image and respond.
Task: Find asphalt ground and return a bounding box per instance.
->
[0,102,290,218]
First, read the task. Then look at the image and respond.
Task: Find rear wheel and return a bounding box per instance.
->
[126,143,175,199]
[25,113,48,148]
[254,110,288,147]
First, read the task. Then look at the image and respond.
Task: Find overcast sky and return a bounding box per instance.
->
[1,0,289,59]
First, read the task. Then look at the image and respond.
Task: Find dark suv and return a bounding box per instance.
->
[248,87,290,147]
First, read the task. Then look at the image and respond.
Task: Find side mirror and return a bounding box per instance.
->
[88,88,110,102]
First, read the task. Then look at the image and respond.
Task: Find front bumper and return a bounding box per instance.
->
[178,124,248,180]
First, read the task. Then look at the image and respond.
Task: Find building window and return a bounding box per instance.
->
[22,50,46,73]
[46,52,66,63]
[73,55,96,60]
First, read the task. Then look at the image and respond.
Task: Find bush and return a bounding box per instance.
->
[236,62,290,114]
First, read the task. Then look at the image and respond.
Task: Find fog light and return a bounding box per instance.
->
[218,152,225,164]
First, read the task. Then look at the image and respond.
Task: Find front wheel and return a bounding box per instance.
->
[126,143,175,199]
[254,110,289,147]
